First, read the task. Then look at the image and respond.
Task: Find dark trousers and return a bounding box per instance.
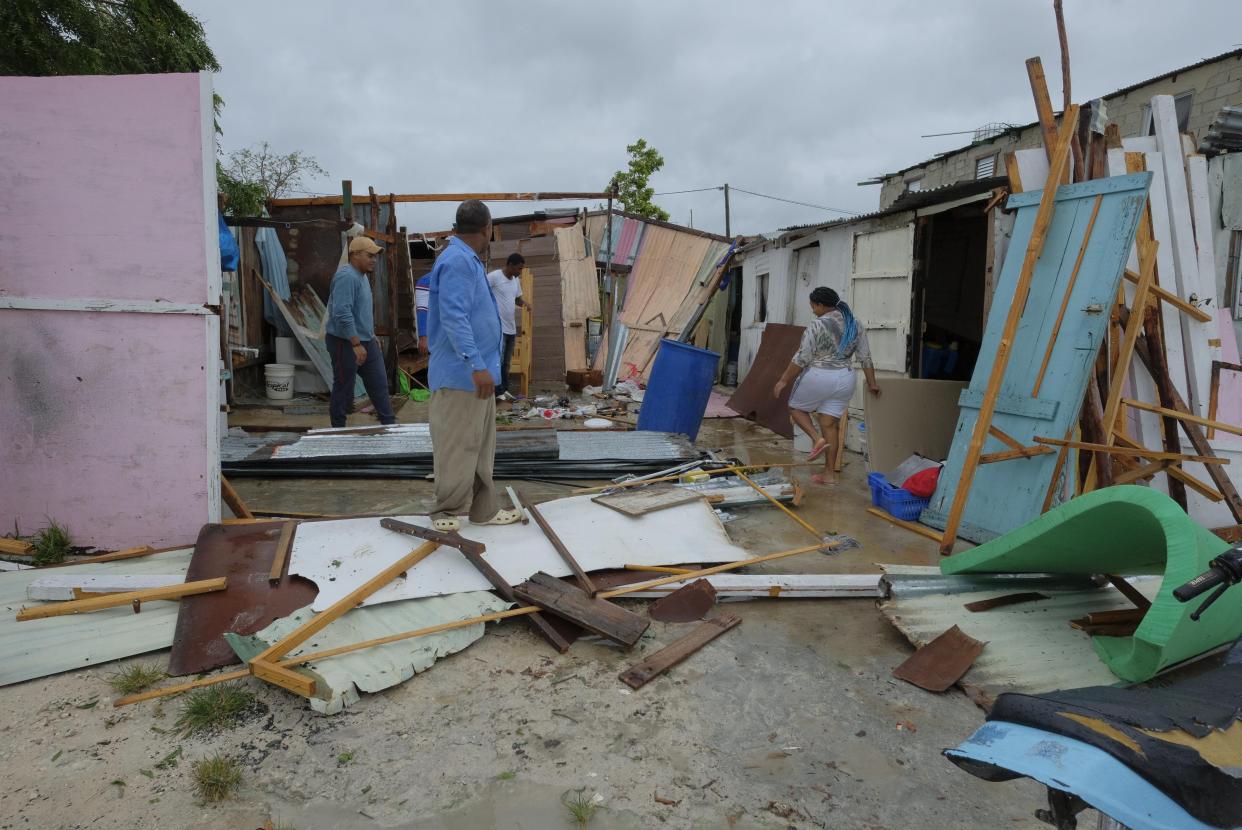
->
[498,333,516,395]
[327,334,396,428]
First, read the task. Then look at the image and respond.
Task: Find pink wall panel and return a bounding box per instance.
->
[0,73,219,550]
[1,312,213,548]
[0,73,212,304]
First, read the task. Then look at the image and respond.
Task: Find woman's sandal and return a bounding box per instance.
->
[471,508,523,526]
[810,473,839,486]
[806,440,830,462]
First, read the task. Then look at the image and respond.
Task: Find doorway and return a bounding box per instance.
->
[910,206,989,381]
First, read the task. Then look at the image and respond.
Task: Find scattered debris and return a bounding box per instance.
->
[619,614,741,689]
[891,625,986,693]
[648,579,717,623]
[964,592,1050,612]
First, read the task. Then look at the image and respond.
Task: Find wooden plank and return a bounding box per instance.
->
[1026,57,1059,164]
[45,545,160,568]
[251,541,441,665]
[16,577,227,621]
[512,572,649,648]
[220,475,253,519]
[1032,195,1103,396]
[939,104,1079,556]
[250,659,316,698]
[1121,398,1242,438]
[268,521,296,584]
[0,539,33,556]
[988,426,1026,451]
[28,574,185,601]
[979,446,1056,464]
[1123,270,1213,322]
[1110,460,1168,485]
[453,541,572,654]
[519,494,598,595]
[1033,436,1226,464]
[618,614,741,689]
[867,507,944,543]
[1113,430,1224,501]
[1106,575,1153,611]
[592,485,703,518]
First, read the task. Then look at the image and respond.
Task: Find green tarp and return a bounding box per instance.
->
[941,485,1242,682]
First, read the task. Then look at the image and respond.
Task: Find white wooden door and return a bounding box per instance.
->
[850,224,914,372]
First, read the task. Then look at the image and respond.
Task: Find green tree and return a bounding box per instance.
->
[218,142,328,216]
[0,0,219,75]
[608,139,669,221]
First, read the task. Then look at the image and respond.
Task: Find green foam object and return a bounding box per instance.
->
[941,485,1242,682]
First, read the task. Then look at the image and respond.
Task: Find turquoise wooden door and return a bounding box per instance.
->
[921,173,1151,544]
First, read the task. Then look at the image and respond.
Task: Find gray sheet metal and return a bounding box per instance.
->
[0,548,194,686]
[555,431,695,460]
[878,565,1162,699]
[226,591,509,714]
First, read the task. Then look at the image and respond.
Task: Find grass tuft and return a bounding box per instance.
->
[174,684,256,735]
[562,789,597,826]
[31,519,71,565]
[497,770,516,781]
[191,754,242,802]
[109,663,165,695]
[336,750,355,765]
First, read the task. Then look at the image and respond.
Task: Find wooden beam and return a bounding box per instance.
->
[519,494,597,596]
[1034,436,1227,464]
[1110,460,1169,486]
[1106,575,1153,611]
[1026,57,1060,165]
[1112,430,1224,502]
[940,105,1079,557]
[512,573,649,648]
[220,475,253,519]
[988,426,1026,451]
[979,446,1057,464]
[269,521,296,584]
[45,545,160,568]
[1032,195,1104,396]
[618,615,741,689]
[250,659,316,698]
[1123,270,1213,322]
[0,539,33,556]
[866,508,944,543]
[1121,398,1242,438]
[17,577,227,621]
[1041,424,1076,513]
[270,191,612,208]
[1005,151,1024,194]
[251,541,441,665]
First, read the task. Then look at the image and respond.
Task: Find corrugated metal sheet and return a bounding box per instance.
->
[226,591,509,714]
[0,548,194,686]
[879,566,1161,701]
[1200,106,1242,154]
[555,430,695,460]
[586,213,646,267]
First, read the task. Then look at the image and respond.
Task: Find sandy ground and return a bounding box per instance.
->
[0,416,1048,829]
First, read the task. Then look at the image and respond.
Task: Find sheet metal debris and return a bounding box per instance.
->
[648,579,717,622]
[891,624,986,692]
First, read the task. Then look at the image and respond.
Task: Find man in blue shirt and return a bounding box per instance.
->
[426,200,520,531]
[325,235,397,428]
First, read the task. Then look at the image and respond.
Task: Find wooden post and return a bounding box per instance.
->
[220,475,253,519]
[939,103,1079,556]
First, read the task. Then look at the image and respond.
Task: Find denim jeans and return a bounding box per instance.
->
[498,333,516,395]
[326,334,396,427]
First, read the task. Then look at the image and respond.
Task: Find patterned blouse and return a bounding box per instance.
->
[792,309,873,371]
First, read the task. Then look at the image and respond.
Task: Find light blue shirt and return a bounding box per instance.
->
[428,237,501,392]
[325,264,375,341]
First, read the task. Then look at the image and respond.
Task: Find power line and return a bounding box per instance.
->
[652,186,723,196]
[728,186,858,215]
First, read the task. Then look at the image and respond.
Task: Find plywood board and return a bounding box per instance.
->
[592,485,703,517]
[512,572,648,647]
[726,323,805,438]
[865,378,968,474]
[291,495,751,612]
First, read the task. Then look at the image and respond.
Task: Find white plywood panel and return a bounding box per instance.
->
[291,495,752,612]
[850,224,914,372]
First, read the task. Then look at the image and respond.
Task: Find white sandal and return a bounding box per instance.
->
[432,516,461,532]
[471,508,522,526]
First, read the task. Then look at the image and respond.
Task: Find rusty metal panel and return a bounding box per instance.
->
[891,624,985,692]
[168,522,318,676]
[726,323,805,438]
[648,578,717,623]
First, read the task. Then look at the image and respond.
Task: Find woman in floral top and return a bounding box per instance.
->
[773,287,880,484]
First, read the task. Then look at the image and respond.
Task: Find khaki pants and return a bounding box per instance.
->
[430,388,499,522]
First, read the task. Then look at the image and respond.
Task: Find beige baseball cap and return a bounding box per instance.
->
[349,236,383,254]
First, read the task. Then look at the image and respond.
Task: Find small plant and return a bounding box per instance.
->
[497,770,516,781]
[110,663,165,695]
[336,750,355,765]
[175,684,256,735]
[31,519,71,565]
[191,754,242,802]
[562,789,598,826]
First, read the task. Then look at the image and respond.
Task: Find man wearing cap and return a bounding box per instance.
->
[325,235,397,428]
[426,200,520,532]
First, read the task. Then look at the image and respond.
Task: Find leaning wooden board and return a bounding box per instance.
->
[591,485,704,518]
[512,572,649,647]
[619,614,741,689]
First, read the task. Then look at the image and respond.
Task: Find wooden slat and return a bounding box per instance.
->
[1123,270,1213,322]
[454,542,572,654]
[939,103,1079,556]
[1121,398,1242,438]
[866,508,944,543]
[1110,460,1169,486]
[520,495,597,595]
[0,539,33,556]
[979,445,1056,464]
[220,475,254,519]
[268,521,296,584]
[1026,57,1060,165]
[513,572,649,648]
[592,485,703,518]
[1033,436,1226,464]
[17,577,227,621]
[618,614,741,689]
[733,469,822,540]
[987,426,1025,451]
[1113,430,1224,502]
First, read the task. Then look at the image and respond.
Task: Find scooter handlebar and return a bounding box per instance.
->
[1173,568,1227,602]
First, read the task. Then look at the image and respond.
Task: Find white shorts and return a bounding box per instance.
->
[788,367,855,418]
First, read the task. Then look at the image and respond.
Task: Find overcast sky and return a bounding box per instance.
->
[186,0,1242,236]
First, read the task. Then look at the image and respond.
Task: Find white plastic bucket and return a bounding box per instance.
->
[264,363,295,400]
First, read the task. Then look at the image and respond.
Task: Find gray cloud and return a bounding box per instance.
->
[187,0,1242,234]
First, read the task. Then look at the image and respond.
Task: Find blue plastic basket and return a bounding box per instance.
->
[867,472,930,521]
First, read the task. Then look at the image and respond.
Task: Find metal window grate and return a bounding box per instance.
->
[975,154,997,179]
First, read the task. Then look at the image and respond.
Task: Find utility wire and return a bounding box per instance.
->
[652,186,723,196]
[728,186,858,216]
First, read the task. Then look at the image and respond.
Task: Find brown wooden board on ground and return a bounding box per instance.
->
[591,484,704,518]
[512,571,650,647]
[618,613,741,689]
[168,522,319,676]
[891,624,986,692]
[647,579,717,622]
[964,592,1050,612]
[726,324,804,438]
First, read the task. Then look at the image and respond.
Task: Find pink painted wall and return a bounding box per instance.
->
[0,73,219,549]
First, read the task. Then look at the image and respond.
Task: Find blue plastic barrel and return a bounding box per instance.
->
[636,339,720,441]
